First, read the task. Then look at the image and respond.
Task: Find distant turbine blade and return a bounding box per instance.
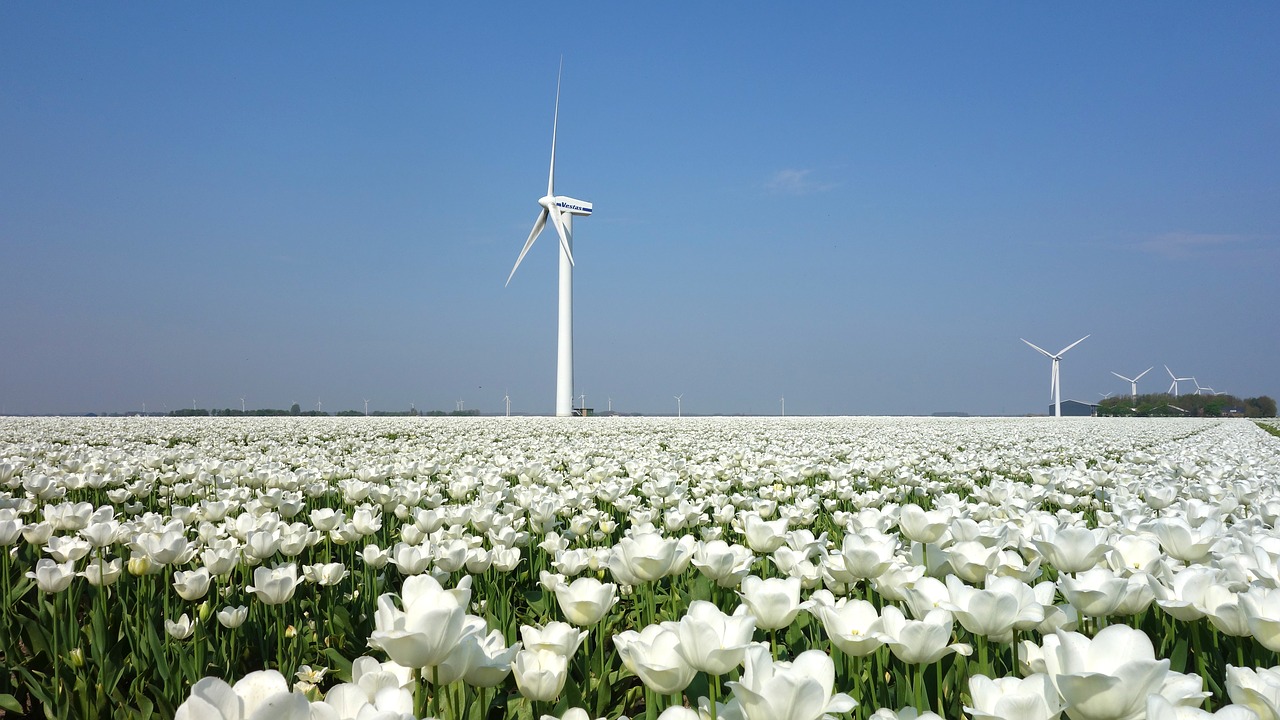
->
[548,204,575,266]
[506,209,549,286]
[1021,338,1052,358]
[1057,334,1090,356]
[1135,367,1153,381]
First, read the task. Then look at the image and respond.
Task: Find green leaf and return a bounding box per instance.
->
[0,694,22,713]
[322,647,354,683]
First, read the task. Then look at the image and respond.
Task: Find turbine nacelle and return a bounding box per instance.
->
[553,196,592,216]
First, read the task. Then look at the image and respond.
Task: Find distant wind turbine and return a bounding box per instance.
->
[1021,335,1090,417]
[505,61,593,418]
[504,392,511,417]
[674,394,683,418]
[780,395,785,417]
[364,398,370,416]
[1099,392,1113,400]
[1165,366,1193,396]
[1111,367,1153,403]
[240,397,246,413]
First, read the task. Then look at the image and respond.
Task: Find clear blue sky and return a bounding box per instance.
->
[2,4,1276,416]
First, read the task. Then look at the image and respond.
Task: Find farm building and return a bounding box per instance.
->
[1054,400,1097,417]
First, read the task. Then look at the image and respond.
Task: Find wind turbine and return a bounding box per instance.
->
[1021,335,1089,417]
[363,398,369,416]
[780,395,785,417]
[1111,367,1153,403]
[1099,392,1113,400]
[1165,366,1193,396]
[240,397,246,413]
[505,62,593,418]
[674,394,683,418]
[504,392,511,417]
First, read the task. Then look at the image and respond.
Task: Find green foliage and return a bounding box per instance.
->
[1096,392,1274,418]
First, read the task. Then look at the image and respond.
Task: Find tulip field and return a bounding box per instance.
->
[4,416,1280,720]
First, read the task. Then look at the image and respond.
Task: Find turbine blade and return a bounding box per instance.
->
[1021,338,1052,358]
[1057,334,1090,356]
[548,204,575,266]
[1166,365,1176,380]
[548,62,561,197]
[1135,367,1153,381]
[1111,372,1133,382]
[505,209,548,286]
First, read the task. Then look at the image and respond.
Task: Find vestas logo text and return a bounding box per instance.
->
[556,202,592,213]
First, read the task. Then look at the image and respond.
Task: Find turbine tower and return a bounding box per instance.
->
[1021,335,1089,417]
[1111,367,1152,403]
[506,62,593,417]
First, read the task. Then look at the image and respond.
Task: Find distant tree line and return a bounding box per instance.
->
[1096,393,1276,418]
[166,406,483,417]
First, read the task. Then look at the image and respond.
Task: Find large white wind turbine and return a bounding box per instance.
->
[1165,366,1193,396]
[1021,335,1089,417]
[505,63,593,418]
[1111,367,1153,403]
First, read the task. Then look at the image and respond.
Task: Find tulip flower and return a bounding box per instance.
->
[217,606,248,629]
[174,670,314,720]
[1225,665,1280,720]
[738,575,803,630]
[609,531,682,584]
[460,630,520,688]
[1057,568,1129,618]
[553,576,618,627]
[897,504,951,544]
[614,623,697,695]
[839,529,898,580]
[166,613,196,640]
[513,648,569,703]
[302,562,348,586]
[878,606,971,665]
[520,621,589,659]
[27,558,75,593]
[246,563,300,605]
[941,575,1042,643]
[673,600,758,675]
[805,590,886,657]
[742,513,789,553]
[1150,517,1221,564]
[1146,694,1259,720]
[79,556,123,587]
[727,644,856,720]
[1031,526,1112,574]
[369,574,473,669]
[964,673,1064,720]
[692,540,756,588]
[1239,588,1280,652]
[174,567,213,601]
[1040,625,1204,720]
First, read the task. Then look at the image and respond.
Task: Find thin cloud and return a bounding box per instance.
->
[1138,232,1251,259]
[765,168,836,196]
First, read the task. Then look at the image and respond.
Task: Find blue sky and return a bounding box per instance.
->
[2,4,1276,416]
